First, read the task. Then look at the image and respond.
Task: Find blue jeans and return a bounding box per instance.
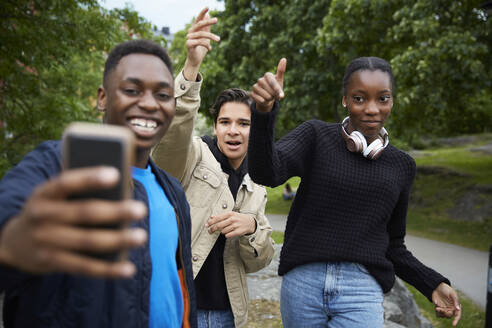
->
[281,262,384,328]
[197,309,235,328]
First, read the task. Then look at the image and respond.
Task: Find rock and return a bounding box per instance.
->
[383,321,407,328]
[247,245,282,301]
[384,279,433,328]
[247,245,433,327]
[447,185,492,222]
[470,142,492,155]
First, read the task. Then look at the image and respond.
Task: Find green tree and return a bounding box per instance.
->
[387,0,492,140]
[170,1,335,135]
[0,0,164,177]
[170,0,491,144]
[319,0,492,140]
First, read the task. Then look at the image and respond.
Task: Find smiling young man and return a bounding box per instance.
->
[0,40,196,328]
[151,8,274,328]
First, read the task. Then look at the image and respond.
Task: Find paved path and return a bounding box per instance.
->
[267,214,488,309]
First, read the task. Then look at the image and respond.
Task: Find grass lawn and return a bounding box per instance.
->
[265,177,301,214]
[414,146,492,184]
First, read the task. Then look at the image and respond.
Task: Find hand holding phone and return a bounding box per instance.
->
[0,123,147,278]
[62,122,137,261]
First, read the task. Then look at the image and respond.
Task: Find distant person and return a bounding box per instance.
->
[152,8,274,328]
[247,56,461,327]
[282,183,296,200]
[0,40,196,328]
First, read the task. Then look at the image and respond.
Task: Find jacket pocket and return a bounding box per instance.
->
[187,165,221,208]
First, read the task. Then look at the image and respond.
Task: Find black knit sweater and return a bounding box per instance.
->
[247,103,449,301]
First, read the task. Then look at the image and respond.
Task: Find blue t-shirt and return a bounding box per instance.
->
[132,165,183,328]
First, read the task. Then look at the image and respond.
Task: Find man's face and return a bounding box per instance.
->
[213,102,251,170]
[98,53,175,154]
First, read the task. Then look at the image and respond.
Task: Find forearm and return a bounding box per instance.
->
[151,70,202,180]
[248,102,314,187]
[388,241,450,301]
[248,102,284,187]
[387,185,449,301]
[182,58,201,82]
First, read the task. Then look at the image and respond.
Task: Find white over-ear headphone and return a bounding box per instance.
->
[341,116,389,160]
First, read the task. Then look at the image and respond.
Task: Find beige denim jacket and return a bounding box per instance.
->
[151,71,275,327]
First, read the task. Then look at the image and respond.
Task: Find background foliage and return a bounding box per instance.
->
[1,0,491,177]
[171,0,492,145]
[0,0,164,177]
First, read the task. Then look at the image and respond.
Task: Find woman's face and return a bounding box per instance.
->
[342,69,393,142]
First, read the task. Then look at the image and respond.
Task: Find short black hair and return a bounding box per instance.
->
[103,39,173,86]
[210,88,252,124]
[342,57,395,95]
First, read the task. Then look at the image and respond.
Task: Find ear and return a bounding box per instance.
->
[213,123,217,136]
[97,86,107,113]
[342,96,347,108]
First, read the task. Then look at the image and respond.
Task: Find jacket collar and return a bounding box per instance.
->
[241,174,254,193]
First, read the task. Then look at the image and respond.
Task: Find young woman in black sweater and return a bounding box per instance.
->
[247,57,461,327]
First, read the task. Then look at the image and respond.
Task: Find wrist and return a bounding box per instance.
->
[255,101,274,113]
[183,59,201,82]
[248,217,257,235]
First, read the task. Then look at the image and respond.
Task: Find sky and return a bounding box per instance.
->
[99,0,225,34]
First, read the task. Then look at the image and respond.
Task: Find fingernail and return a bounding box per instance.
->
[131,229,147,243]
[279,91,284,98]
[99,167,119,183]
[120,263,136,277]
[204,222,209,228]
[131,202,147,218]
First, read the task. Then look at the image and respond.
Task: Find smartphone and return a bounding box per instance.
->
[62,122,135,261]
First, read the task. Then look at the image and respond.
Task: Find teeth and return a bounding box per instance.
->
[129,118,157,129]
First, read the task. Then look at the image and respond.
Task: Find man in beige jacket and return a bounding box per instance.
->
[152,8,275,328]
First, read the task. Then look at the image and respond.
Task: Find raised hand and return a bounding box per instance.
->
[0,167,148,278]
[183,7,220,81]
[205,211,256,238]
[251,58,287,112]
[432,282,462,326]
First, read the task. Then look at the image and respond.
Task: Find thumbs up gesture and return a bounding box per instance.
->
[251,58,287,112]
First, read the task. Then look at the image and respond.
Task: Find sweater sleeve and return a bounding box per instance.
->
[386,158,450,301]
[248,102,316,187]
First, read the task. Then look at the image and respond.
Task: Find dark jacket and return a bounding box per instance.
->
[0,141,197,328]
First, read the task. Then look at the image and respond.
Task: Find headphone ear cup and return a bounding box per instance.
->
[363,138,383,159]
[347,131,366,153]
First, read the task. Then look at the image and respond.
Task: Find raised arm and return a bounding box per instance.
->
[151,7,219,181]
[248,58,317,187]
